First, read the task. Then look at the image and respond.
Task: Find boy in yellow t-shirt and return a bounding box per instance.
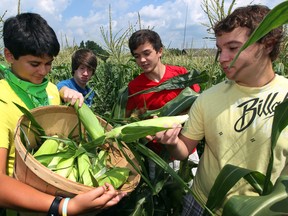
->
[153,4,288,216]
[0,12,126,216]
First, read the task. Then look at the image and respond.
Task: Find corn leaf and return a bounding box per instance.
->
[34,148,76,165]
[244,172,273,195]
[178,157,197,183]
[129,69,208,97]
[222,175,288,216]
[110,69,207,119]
[90,149,108,175]
[140,87,198,118]
[96,167,130,189]
[111,86,129,119]
[80,135,106,153]
[133,144,193,198]
[13,102,46,137]
[263,99,288,194]
[117,140,153,190]
[205,164,271,213]
[270,99,288,156]
[230,1,288,66]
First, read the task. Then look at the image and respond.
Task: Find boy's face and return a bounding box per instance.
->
[132,42,162,74]
[216,27,269,86]
[73,64,93,88]
[4,49,54,84]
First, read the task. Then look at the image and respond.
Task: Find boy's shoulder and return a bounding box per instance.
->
[128,73,148,87]
[165,64,187,73]
[56,78,74,89]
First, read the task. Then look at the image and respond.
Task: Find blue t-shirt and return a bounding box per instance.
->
[57,78,95,107]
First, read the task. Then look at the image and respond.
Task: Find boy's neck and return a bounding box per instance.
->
[146,63,166,82]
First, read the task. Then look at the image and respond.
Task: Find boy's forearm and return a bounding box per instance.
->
[0,174,53,212]
[165,138,190,160]
[165,133,198,160]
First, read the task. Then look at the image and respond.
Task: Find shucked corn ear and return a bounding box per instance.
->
[74,101,105,140]
[105,114,189,142]
[33,137,59,166]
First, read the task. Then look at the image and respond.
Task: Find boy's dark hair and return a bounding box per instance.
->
[3,12,60,59]
[213,4,283,61]
[71,48,97,75]
[128,29,163,55]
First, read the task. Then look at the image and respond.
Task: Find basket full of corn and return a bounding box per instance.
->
[13,104,142,197]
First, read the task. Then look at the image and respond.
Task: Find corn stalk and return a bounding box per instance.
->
[201,0,237,35]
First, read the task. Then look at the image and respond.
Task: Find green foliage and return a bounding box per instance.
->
[222,176,288,216]
[90,60,141,116]
[99,4,132,64]
[80,40,109,62]
[230,1,288,68]
[273,25,288,77]
[48,63,71,84]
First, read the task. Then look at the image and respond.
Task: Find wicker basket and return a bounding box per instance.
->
[14,105,141,198]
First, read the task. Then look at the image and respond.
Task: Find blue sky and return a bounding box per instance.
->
[1,0,285,50]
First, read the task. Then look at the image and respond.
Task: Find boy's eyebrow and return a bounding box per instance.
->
[28,58,54,64]
[133,48,152,55]
[216,40,242,48]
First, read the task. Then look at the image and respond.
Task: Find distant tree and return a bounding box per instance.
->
[79,40,109,62]
[166,48,183,56]
[79,41,85,48]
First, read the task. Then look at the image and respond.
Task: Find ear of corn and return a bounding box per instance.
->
[47,155,62,170]
[74,101,105,140]
[67,166,78,182]
[90,149,108,179]
[94,149,108,168]
[33,137,59,166]
[96,167,130,189]
[77,153,95,186]
[55,157,75,178]
[105,114,189,142]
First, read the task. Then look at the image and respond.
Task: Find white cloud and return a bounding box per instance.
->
[0,0,285,50]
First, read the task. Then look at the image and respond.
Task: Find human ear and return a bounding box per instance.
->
[4,48,15,63]
[158,47,163,57]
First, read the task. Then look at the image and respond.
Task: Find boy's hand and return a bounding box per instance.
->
[146,115,182,145]
[59,86,84,107]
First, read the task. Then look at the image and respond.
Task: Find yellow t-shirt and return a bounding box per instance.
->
[0,79,60,176]
[181,74,288,214]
